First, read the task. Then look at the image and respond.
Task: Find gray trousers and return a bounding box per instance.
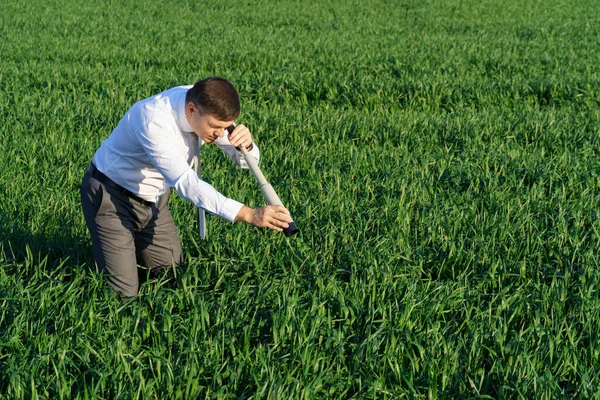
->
[80,165,183,297]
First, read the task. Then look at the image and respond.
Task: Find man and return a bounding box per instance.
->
[80,77,292,297]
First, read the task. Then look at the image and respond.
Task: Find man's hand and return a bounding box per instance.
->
[228,124,253,150]
[235,205,293,232]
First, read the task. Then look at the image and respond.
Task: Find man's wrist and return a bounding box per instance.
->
[235,205,255,224]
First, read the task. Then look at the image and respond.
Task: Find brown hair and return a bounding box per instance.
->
[185,77,240,121]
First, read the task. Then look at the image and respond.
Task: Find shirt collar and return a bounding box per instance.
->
[175,89,194,133]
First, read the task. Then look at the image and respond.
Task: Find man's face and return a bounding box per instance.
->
[185,102,234,143]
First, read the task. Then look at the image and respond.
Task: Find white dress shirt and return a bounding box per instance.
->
[92,85,260,222]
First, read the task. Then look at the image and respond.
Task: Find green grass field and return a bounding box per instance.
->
[1,0,600,398]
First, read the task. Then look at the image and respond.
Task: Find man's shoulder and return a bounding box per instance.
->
[134,86,190,116]
[148,85,192,106]
[158,85,194,97]
[128,85,194,133]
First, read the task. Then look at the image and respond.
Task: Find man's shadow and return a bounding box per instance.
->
[0,207,92,278]
[0,200,171,292]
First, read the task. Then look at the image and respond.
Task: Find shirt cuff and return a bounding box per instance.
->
[248,142,260,160]
[218,198,245,223]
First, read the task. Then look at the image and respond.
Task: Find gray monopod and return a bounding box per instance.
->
[229,125,299,237]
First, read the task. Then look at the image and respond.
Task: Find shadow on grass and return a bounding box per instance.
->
[0,208,94,273]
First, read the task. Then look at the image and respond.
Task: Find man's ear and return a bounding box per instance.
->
[185,102,194,117]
